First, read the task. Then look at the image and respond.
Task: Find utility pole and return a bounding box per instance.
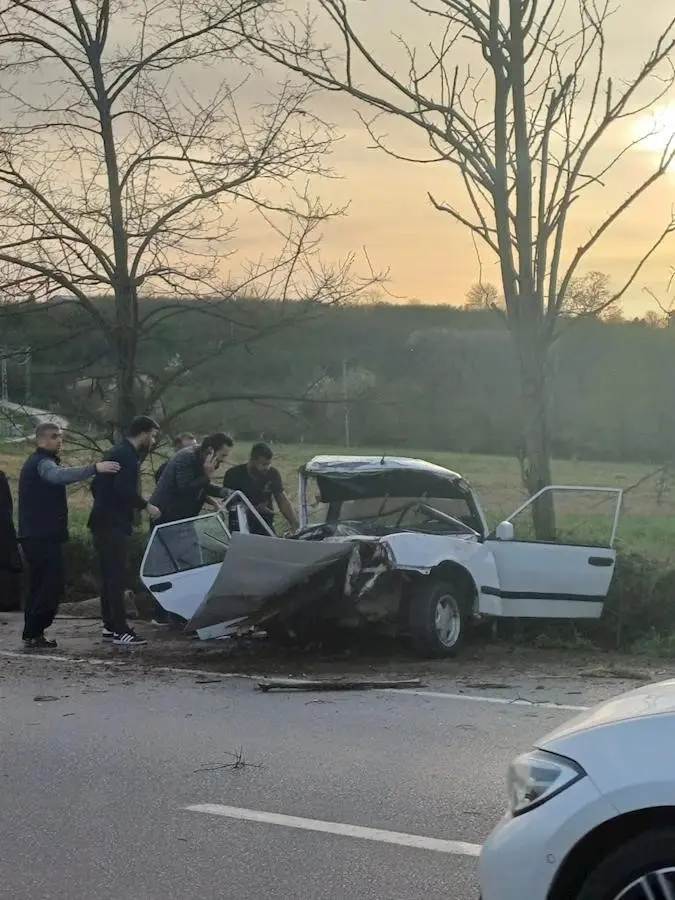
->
[342,359,350,449]
[23,346,31,405]
[0,349,8,441]
[0,350,7,405]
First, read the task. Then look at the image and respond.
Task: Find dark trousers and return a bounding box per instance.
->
[21,538,64,640]
[92,528,130,635]
[0,571,21,612]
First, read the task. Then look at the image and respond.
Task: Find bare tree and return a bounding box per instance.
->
[0,0,376,436]
[465,281,502,310]
[563,271,620,320]
[245,0,675,537]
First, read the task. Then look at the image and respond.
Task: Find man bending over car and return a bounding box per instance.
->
[223,441,299,536]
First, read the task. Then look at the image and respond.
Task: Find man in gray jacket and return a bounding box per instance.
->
[18,423,120,649]
[146,433,233,624]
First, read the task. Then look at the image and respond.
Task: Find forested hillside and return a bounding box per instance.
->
[1,297,673,463]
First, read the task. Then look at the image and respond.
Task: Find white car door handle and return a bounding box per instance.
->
[150,581,173,592]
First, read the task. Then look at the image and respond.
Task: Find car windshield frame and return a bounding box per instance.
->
[302,475,484,537]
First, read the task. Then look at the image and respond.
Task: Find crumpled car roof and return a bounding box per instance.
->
[301,455,462,481]
[300,456,470,503]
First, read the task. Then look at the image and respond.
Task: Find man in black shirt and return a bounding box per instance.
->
[223,442,299,536]
[89,416,160,646]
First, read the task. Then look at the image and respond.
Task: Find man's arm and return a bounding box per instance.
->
[204,484,229,499]
[37,458,97,486]
[275,491,300,531]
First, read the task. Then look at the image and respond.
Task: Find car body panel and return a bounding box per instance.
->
[140,456,622,638]
[539,681,675,813]
[480,679,675,900]
[479,777,618,900]
[139,512,229,622]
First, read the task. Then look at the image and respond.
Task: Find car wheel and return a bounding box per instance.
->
[576,828,675,899]
[408,579,466,658]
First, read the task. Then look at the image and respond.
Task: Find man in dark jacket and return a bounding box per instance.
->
[145,434,233,624]
[18,423,120,649]
[153,432,196,485]
[0,470,22,613]
[151,433,233,525]
[89,416,160,647]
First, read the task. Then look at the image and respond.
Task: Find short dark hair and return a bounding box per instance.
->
[201,432,234,454]
[250,441,273,461]
[173,432,195,450]
[128,415,159,437]
[35,422,61,440]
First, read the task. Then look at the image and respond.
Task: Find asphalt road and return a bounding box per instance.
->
[0,654,621,900]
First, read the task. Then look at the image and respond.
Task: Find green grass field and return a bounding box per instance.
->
[2,440,675,560]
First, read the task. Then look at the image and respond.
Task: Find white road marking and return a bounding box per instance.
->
[185,803,482,857]
[386,688,589,712]
[0,650,590,709]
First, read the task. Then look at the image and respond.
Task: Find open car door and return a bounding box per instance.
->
[140,513,230,623]
[480,486,623,619]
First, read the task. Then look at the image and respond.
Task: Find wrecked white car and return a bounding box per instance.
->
[139,455,623,657]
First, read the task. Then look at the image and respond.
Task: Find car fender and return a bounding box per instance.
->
[380,533,500,615]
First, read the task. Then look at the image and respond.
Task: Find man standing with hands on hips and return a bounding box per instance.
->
[18,423,121,650]
[88,416,161,647]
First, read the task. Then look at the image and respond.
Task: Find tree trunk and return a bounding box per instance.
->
[515,333,556,540]
[113,283,138,438]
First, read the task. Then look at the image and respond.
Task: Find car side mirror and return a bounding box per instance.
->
[495,521,514,541]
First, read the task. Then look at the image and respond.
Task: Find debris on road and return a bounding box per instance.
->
[257,677,424,693]
[194,748,264,773]
[33,695,60,702]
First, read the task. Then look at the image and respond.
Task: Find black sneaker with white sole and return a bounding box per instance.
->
[112,631,147,647]
[102,627,114,642]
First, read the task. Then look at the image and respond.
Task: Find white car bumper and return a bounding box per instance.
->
[479,775,617,900]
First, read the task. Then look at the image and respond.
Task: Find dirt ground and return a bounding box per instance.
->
[3,612,675,699]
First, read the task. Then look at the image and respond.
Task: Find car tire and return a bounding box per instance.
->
[575,828,675,899]
[408,579,466,658]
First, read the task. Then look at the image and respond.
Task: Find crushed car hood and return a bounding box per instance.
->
[187,532,354,632]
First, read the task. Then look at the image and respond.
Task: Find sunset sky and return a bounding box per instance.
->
[235,1,675,316]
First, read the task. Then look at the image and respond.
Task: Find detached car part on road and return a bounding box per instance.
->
[479,678,675,900]
[139,455,623,657]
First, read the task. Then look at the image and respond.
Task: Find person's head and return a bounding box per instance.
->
[173,432,196,452]
[248,441,274,476]
[128,415,160,452]
[200,432,234,467]
[35,422,63,455]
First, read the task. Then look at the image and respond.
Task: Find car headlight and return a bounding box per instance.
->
[507,749,586,816]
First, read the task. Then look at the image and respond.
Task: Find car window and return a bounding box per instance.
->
[505,488,620,548]
[142,514,230,578]
[339,497,473,526]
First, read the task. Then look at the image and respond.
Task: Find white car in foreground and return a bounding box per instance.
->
[479,679,675,900]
